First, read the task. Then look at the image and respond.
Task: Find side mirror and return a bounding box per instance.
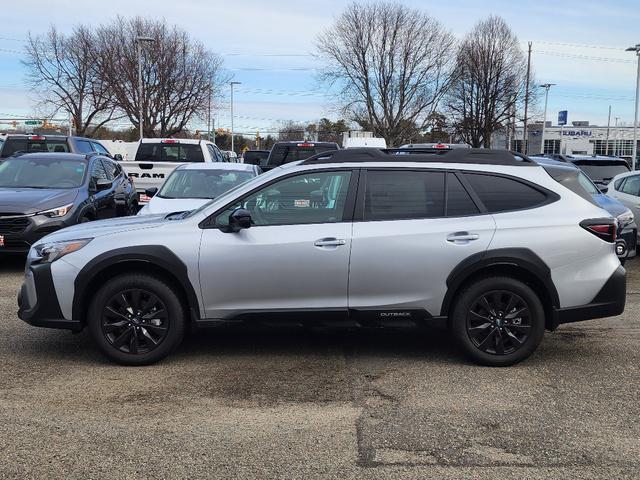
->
[145,187,158,198]
[96,179,113,191]
[227,208,251,232]
[113,153,123,161]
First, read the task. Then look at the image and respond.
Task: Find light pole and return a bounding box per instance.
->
[230,81,241,153]
[539,83,556,154]
[626,44,640,170]
[136,36,155,141]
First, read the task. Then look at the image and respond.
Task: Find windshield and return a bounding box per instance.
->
[159,169,256,199]
[135,142,204,162]
[0,138,69,158]
[185,166,285,218]
[0,157,86,188]
[268,144,337,165]
[574,162,630,184]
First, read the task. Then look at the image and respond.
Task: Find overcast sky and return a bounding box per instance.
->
[0,0,639,133]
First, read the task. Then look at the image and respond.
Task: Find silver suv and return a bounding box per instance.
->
[17,148,626,366]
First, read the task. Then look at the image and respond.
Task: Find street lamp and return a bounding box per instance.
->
[539,83,556,154]
[230,81,241,153]
[626,44,640,170]
[136,36,155,141]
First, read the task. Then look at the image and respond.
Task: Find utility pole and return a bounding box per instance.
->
[539,83,555,154]
[230,81,241,153]
[136,36,155,141]
[606,105,612,155]
[615,116,620,156]
[522,42,532,154]
[207,80,212,142]
[625,44,640,170]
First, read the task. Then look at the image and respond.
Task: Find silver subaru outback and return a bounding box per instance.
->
[17,148,626,366]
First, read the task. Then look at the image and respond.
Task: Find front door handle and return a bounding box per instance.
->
[314,237,346,247]
[446,232,480,243]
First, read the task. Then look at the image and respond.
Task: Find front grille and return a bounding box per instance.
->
[0,215,31,234]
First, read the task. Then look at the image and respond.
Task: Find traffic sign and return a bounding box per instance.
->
[24,120,42,126]
[558,111,568,126]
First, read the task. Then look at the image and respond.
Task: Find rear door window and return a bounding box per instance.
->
[364,171,445,221]
[92,142,110,155]
[135,142,204,162]
[446,173,479,216]
[464,173,548,213]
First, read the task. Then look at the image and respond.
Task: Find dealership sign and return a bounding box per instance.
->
[561,130,592,137]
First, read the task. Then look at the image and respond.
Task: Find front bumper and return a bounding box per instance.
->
[551,265,626,329]
[0,215,76,254]
[17,263,81,331]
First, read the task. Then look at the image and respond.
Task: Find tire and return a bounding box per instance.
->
[79,215,92,223]
[450,276,545,367]
[88,274,185,365]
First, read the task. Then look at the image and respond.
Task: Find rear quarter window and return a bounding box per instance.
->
[463,173,549,213]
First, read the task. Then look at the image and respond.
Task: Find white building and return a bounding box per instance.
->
[494,122,639,161]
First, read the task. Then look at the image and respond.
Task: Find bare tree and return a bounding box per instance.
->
[95,17,224,138]
[316,2,455,147]
[278,121,308,141]
[446,16,528,148]
[23,26,117,137]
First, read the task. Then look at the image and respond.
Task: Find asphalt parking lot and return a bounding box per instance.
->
[0,255,639,479]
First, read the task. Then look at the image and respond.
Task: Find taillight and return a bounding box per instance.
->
[161,139,179,144]
[580,219,617,243]
[297,143,314,147]
[28,135,46,141]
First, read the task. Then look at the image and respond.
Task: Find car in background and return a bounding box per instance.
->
[608,171,640,230]
[547,154,630,190]
[138,163,260,216]
[222,150,239,163]
[530,155,636,263]
[399,143,470,150]
[0,152,137,253]
[119,138,227,205]
[262,141,339,172]
[0,134,120,161]
[242,150,269,166]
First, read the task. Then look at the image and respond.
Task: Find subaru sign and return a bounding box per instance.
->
[558,110,568,126]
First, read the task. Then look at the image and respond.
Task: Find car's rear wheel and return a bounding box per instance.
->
[450,276,545,366]
[88,274,185,365]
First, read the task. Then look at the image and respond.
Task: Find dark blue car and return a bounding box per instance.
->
[530,156,636,263]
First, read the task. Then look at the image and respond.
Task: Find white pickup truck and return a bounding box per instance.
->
[120,138,228,204]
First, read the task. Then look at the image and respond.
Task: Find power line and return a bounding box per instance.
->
[533,41,625,51]
[535,50,633,64]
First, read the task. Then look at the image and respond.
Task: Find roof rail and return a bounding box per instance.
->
[301,147,536,166]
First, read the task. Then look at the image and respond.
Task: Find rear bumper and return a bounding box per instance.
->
[551,265,626,329]
[17,263,81,331]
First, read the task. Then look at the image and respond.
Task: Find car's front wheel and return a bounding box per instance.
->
[88,274,185,365]
[450,276,545,367]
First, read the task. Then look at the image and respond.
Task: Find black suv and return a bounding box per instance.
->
[262,141,339,171]
[0,134,121,162]
[548,154,630,189]
[0,152,137,253]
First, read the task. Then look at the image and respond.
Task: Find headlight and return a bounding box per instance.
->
[37,203,74,218]
[34,238,92,264]
[617,209,634,226]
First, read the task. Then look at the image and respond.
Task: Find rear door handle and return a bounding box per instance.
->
[446,232,480,243]
[314,237,346,247]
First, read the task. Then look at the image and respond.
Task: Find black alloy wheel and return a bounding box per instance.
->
[88,274,185,365]
[101,289,169,355]
[466,290,531,356]
[450,276,545,367]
